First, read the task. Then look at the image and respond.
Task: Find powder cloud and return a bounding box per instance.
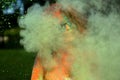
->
[19,1,120,80]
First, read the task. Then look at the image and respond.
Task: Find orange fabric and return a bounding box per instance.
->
[31,51,72,80]
[45,52,71,80]
[45,67,69,80]
[31,58,43,80]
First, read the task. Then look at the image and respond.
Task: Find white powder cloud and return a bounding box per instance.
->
[19,1,120,80]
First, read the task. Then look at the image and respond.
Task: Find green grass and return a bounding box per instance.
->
[0,49,36,80]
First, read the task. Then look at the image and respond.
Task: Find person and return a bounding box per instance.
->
[31,3,87,80]
[19,1,120,80]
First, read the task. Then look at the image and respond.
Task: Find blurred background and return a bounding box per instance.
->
[0,0,55,80]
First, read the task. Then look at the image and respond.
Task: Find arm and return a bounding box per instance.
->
[31,56,44,80]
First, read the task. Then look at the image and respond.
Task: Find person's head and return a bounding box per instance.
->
[45,2,87,33]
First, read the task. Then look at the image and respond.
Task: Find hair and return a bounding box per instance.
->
[61,7,87,33]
